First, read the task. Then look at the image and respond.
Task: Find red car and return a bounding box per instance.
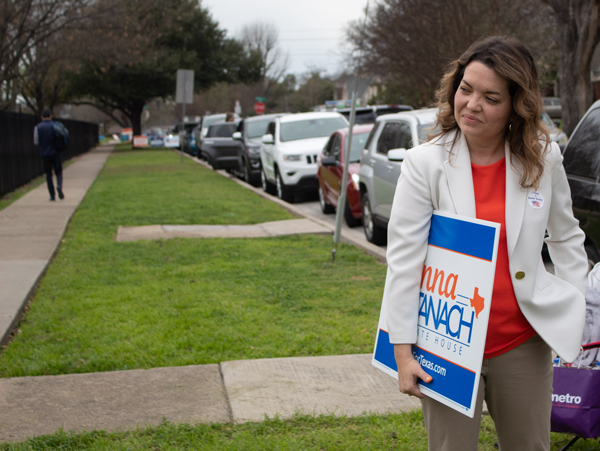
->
[317,124,374,227]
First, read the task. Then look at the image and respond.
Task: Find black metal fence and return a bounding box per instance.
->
[0,111,99,197]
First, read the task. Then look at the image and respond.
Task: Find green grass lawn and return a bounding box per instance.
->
[0,150,385,377]
[1,412,595,451]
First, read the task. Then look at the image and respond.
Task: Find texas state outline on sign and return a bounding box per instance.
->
[470,287,485,319]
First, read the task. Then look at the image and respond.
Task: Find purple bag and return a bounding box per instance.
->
[551,365,600,438]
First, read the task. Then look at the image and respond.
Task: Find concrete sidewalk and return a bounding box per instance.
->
[0,146,421,443]
[116,218,332,241]
[0,145,113,346]
[0,354,420,442]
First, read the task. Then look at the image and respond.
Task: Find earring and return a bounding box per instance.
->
[509,122,512,131]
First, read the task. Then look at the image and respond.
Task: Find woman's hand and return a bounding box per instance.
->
[394,344,433,398]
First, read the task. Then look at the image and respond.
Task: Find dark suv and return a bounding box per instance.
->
[199,120,241,170]
[338,105,413,125]
[232,114,286,185]
[562,99,600,264]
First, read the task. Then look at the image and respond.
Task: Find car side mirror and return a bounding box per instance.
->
[232,131,242,140]
[262,134,274,144]
[321,156,338,167]
[387,148,407,162]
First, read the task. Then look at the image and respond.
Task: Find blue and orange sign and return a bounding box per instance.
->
[373,211,500,417]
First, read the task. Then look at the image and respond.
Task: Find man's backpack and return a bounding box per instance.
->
[52,121,70,151]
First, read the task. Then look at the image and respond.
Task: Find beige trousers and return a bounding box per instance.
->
[421,335,554,451]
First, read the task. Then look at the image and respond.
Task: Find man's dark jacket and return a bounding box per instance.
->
[34,120,56,157]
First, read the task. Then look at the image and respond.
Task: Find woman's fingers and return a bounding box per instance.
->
[393,344,433,398]
[398,359,432,398]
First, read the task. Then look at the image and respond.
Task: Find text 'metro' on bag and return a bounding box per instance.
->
[551,343,600,439]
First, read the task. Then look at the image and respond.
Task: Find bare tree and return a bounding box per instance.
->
[239,21,288,97]
[542,0,600,136]
[0,0,127,112]
[0,0,102,110]
[346,0,557,107]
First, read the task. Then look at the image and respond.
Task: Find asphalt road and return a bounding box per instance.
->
[290,194,387,253]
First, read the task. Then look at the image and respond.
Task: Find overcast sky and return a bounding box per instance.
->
[202,0,369,78]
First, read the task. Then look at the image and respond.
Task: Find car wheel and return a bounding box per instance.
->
[206,156,218,171]
[261,168,276,194]
[242,159,251,184]
[361,193,387,245]
[344,197,362,228]
[319,184,335,214]
[276,169,294,203]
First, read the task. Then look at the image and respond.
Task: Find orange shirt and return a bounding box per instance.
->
[471,158,536,359]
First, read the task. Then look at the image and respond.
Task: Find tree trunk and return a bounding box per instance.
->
[544,0,600,136]
[129,101,145,136]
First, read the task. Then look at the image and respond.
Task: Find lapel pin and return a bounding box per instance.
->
[527,191,544,209]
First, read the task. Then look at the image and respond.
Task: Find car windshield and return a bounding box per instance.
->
[340,110,376,125]
[203,115,226,129]
[206,123,238,138]
[354,110,377,124]
[246,118,273,138]
[346,132,371,162]
[417,123,438,144]
[374,107,411,116]
[280,117,348,142]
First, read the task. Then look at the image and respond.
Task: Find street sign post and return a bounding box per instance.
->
[176,70,194,104]
[332,91,357,256]
[176,69,194,162]
[254,102,265,115]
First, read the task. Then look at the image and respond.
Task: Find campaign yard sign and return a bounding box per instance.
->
[372,211,500,417]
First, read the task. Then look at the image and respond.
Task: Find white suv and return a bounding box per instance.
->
[260,112,348,202]
[358,108,438,244]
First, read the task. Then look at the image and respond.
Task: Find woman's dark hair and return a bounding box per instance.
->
[433,36,549,189]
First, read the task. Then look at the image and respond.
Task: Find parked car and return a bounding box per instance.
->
[541,110,568,151]
[194,113,241,148]
[181,124,199,155]
[169,122,199,151]
[358,108,439,244]
[338,105,413,125]
[199,120,242,170]
[259,112,349,202]
[317,124,374,227]
[543,97,562,119]
[561,99,600,265]
[231,113,287,185]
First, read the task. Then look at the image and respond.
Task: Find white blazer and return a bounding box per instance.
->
[383,129,587,362]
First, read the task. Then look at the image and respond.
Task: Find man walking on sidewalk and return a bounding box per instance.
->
[33,108,64,201]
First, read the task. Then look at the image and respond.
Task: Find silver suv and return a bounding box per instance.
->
[358,108,438,245]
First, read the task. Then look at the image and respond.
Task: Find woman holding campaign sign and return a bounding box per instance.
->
[383,36,588,450]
